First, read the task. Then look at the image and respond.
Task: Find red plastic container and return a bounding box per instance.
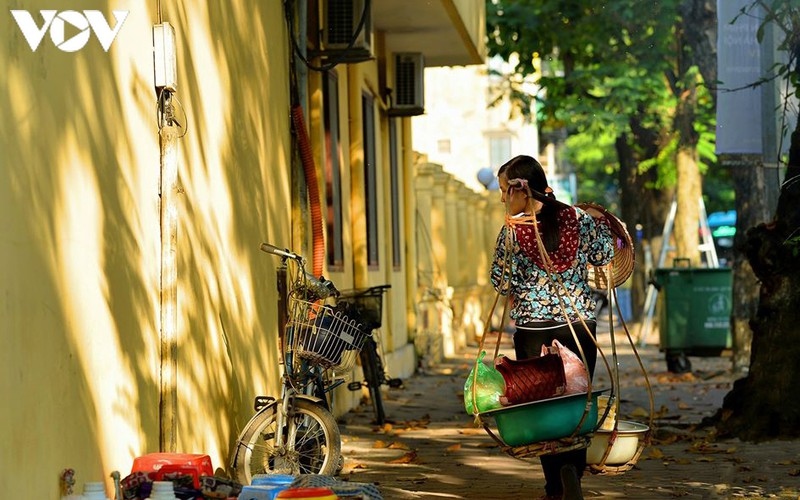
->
[131,453,213,489]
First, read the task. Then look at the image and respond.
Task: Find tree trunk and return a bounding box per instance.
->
[672,0,714,266]
[673,82,702,265]
[723,154,770,373]
[617,121,672,320]
[715,131,800,440]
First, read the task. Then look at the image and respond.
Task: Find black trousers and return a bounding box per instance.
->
[514,320,597,497]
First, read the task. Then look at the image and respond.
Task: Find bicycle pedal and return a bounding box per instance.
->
[254,396,275,411]
[387,378,403,388]
[347,381,363,391]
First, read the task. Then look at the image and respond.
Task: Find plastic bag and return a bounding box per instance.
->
[544,339,589,395]
[464,351,506,414]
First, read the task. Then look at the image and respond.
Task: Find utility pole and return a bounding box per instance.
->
[154,15,180,452]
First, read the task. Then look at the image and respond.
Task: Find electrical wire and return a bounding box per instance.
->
[283,0,371,73]
[156,88,189,138]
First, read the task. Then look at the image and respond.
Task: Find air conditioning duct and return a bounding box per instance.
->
[317,0,373,63]
[389,52,425,116]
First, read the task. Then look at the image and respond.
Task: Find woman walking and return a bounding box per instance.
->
[490,155,614,499]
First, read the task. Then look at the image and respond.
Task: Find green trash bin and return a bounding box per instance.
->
[654,263,732,371]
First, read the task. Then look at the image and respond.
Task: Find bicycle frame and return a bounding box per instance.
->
[263,245,328,453]
[337,285,402,425]
[232,242,366,481]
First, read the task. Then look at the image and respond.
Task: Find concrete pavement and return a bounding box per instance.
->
[337,327,800,499]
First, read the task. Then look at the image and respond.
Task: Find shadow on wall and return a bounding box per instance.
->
[415,287,452,369]
[2,1,161,489]
[2,0,293,492]
[167,1,293,457]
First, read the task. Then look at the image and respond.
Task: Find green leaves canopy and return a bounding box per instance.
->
[486,0,719,196]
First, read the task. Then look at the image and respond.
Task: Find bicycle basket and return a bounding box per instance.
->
[337,287,386,330]
[288,297,370,371]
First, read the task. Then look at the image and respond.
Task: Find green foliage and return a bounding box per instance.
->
[787,234,800,258]
[487,0,680,124]
[486,0,717,200]
[562,131,618,208]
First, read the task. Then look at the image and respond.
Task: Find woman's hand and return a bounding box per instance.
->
[583,206,607,220]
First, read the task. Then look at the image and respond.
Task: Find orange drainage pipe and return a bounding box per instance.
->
[291,104,325,277]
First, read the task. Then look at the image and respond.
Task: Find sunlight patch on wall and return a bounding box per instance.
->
[7,65,36,142]
[54,133,143,462]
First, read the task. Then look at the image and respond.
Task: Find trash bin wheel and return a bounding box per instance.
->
[666,350,692,373]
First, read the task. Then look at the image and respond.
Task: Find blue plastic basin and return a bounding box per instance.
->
[241,474,295,500]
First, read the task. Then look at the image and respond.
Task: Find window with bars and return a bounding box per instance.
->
[362,92,379,268]
[389,118,401,269]
[323,71,344,269]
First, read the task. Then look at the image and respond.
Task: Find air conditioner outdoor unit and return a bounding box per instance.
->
[319,0,373,62]
[389,52,425,116]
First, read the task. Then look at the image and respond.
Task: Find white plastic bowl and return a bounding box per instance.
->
[586,420,649,465]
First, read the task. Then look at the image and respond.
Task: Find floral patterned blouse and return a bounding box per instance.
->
[490,206,614,324]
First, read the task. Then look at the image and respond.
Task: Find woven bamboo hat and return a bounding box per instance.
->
[576,203,635,289]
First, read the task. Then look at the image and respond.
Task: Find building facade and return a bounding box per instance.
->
[1,1,486,496]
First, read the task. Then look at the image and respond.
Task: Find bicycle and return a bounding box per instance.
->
[337,285,403,426]
[229,243,370,485]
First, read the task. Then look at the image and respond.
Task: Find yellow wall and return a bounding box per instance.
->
[448,0,487,62]
[1,1,487,496]
[1,1,291,496]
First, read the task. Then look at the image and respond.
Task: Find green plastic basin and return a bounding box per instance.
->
[482,389,607,447]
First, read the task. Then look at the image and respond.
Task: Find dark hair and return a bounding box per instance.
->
[498,155,561,252]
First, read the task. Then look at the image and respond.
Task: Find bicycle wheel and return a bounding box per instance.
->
[231,398,342,485]
[360,337,386,425]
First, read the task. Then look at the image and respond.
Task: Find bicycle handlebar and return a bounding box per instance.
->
[260,242,338,299]
[260,242,301,261]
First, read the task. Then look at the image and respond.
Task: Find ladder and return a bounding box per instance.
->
[636,197,719,346]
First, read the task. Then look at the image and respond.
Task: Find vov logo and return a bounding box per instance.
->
[11,10,129,52]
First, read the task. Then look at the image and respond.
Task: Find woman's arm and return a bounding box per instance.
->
[577,208,614,266]
[490,226,511,294]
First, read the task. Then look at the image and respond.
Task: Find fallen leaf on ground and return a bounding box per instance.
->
[458,427,486,435]
[654,434,679,445]
[388,441,410,450]
[690,442,727,454]
[373,440,388,449]
[656,372,697,383]
[445,444,462,453]
[677,401,692,410]
[395,415,432,430]
[388,451,418,464]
